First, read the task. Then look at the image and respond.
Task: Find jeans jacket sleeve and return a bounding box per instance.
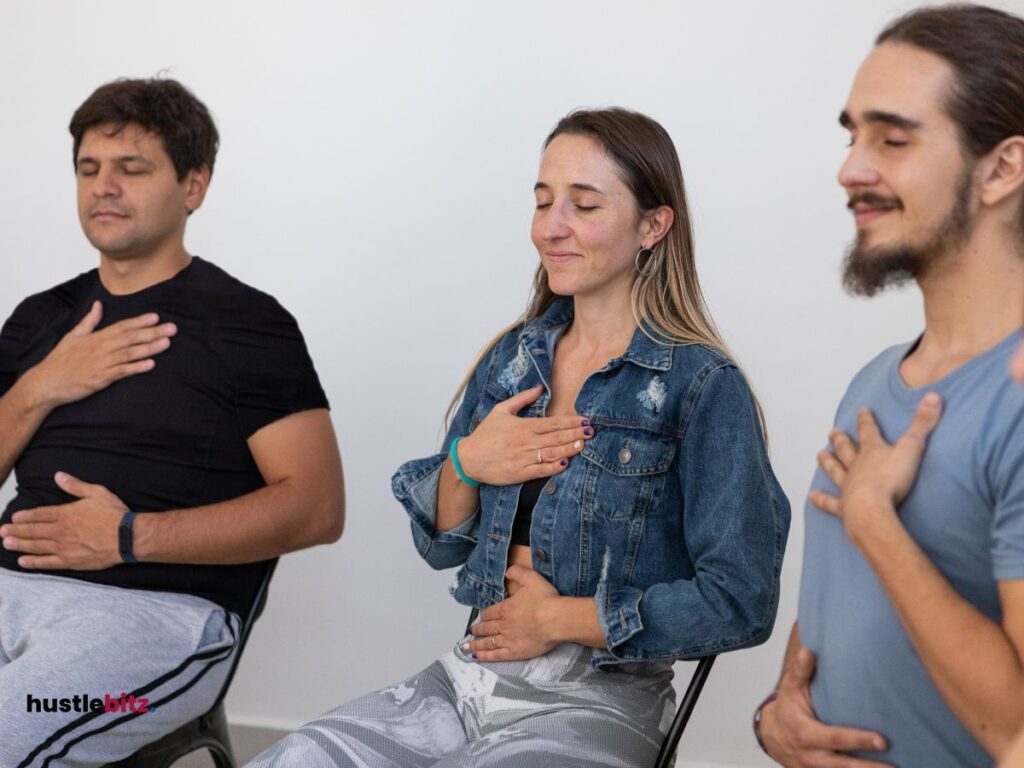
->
[391,345,498,570]
[593,364,791,663]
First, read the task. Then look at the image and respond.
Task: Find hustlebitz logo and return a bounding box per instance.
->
[26,693,153,714]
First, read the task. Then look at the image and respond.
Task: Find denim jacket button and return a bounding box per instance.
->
[543,480,557,495]
[535,549,548,562]
[618,447,633,464]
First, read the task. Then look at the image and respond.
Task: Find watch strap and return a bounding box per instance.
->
[118,510,137,564]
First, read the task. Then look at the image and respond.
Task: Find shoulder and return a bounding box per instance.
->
[2,271,96,331]
[664,342,742,402]
[846,341,910,393]
[187,259,298,324]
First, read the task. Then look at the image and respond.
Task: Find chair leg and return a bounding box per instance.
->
[208,743,237,768]
[653,656,716,768]
[203,704,237,768]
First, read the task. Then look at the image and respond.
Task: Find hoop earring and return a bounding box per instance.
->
[634,246,657,277]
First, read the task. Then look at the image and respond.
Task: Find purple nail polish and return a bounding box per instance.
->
[471,652,478,660]
[583,428,593,437]
[560,459,568,466]
[581,419,591,427]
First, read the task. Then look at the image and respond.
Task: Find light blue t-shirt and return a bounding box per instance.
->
[798,329,1024,767]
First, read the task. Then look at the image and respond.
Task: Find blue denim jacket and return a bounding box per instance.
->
[392,298,790,669]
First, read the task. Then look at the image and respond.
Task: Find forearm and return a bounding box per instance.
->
[133,476,343,564]
[435,453,480,532]
[776,622,802,687]
[547,597,606,649]
[855,510,1024,756]
[0,372,54,484]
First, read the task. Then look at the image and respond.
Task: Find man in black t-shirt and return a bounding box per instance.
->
[0,79,344,767]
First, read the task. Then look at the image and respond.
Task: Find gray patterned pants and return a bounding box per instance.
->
[247,638,676,767]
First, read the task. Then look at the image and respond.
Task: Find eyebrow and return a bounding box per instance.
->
[839,109,923,131]
[533,182,606,195]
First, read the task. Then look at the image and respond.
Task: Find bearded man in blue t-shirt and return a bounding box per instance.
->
[756,5,1024,767]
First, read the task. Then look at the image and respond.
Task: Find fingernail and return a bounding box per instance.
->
[574,440,582,449]
[55,472,68,483]
[560,459,567,467]
[461,642,470,652]
[581,419,591,427]
[583,428,593,437]
[471,652,479,660]
[923,392,940,406]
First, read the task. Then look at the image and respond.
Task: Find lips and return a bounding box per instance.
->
[545,252,580,263]
[851,205,897,227]
[90,209,129,219]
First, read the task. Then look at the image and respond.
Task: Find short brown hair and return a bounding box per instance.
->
[69,78,219,181]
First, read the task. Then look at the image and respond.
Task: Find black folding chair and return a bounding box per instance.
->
[465,609,715,767]
[106,561,277,768]
[653,654,716,768]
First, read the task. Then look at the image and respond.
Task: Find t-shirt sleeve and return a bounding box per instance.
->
[989,383,1024,581]
[214,294,329,439]
[0,295,60,399]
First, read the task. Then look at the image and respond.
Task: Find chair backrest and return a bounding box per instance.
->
[210,559,278,711]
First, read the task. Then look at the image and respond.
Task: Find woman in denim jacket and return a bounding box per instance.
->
[249,108,790,768]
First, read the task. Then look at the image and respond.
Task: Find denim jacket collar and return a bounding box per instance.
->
[519,297,673,374]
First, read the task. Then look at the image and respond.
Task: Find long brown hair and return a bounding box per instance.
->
[878,4,1024,230]
[448,108,765,434]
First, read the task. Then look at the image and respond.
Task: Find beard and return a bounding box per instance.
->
[841,169,974,297]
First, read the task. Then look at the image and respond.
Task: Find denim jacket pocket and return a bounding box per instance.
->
[580,424,676,521]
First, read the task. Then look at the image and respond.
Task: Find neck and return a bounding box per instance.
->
[99,245,192,296]
[563,284,637,359]
[916,227,1024,357]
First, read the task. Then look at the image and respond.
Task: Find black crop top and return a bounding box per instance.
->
[510,477,548,546]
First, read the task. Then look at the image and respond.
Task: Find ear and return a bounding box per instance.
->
[978,136,1024,209]
[183,165,212,214]
[639,205,675,248]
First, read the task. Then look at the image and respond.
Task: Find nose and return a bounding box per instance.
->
[837,142,880,191]
[534,200,571,242]
[91,166,121,199]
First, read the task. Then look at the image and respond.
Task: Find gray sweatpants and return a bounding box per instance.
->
[0,569,239,768]
[247,637,675,767]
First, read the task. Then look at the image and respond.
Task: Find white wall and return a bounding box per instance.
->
[3,1,1022,765]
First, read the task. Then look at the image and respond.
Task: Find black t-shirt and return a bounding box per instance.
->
[0,257,329,619]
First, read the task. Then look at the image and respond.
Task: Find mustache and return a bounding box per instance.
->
[847,192,903,211]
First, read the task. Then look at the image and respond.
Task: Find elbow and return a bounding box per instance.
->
[704,573,781,653]
[309,482,346,545]
[320,490,346,544]
[981,706,1024,761]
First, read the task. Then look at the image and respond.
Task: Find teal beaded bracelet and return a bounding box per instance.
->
[449,437,481,488]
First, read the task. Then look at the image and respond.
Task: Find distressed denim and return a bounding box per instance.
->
[392,298,790,669]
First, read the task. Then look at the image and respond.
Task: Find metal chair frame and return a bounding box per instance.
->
[465,608,715,767]
[105,561,277,768]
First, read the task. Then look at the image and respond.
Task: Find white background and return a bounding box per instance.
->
[3,2,1021,765]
